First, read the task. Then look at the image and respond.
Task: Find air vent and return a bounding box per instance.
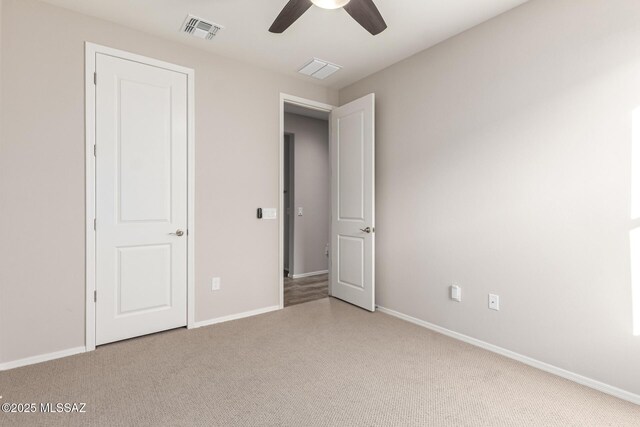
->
[298,58,342,80]
[181,15,223,40]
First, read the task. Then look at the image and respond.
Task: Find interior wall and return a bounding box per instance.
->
[340,0,640,395]
[284,113,330,276]
[283,135,292,272]
[0,0,337,364]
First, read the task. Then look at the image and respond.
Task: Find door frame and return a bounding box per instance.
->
[85,42,196,351]
[279,94,335,308]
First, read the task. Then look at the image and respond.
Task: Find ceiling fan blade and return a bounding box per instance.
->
[343,0,387,35]
[269,0,313,33]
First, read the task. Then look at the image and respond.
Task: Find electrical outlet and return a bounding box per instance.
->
[211,277,221,291]
[297,207,304,216]
[488,294,500,311]
[450,284,462,302]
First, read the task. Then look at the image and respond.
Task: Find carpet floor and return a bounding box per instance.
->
[0,298,638,426]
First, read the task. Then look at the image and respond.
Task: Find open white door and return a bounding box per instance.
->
[95,53,188,345]
[330,94,375,311]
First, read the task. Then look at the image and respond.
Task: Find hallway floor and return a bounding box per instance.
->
[283,273,328,307]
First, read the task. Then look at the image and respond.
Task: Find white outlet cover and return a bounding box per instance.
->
[489,294,500,310]
[297,207,303,216]
[211,277,221,291]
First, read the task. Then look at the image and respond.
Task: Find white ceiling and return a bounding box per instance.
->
[41,0,529,89]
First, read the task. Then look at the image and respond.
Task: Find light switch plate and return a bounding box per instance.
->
[262,208,277,220]
[451,285,462,302]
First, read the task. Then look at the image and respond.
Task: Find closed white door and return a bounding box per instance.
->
[330,94,375,311]
[95,53,188,345]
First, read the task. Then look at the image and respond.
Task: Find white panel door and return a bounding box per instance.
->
[330,94,375,311]
[95,53,188,345]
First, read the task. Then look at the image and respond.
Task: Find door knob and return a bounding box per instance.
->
[360,227,372,233]
[170,229,185,237]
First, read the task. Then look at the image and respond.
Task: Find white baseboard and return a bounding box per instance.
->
[1,306,281,370]
[192,305,281,329]
[0,346,86,371]
[1,307,281,370]
[289,270,328,279]
[376,306,640,406]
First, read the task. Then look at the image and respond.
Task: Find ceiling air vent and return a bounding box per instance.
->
[298,58,342,80]
[181,15,223,40]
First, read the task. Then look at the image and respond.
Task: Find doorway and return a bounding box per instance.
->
[282,103,331,307]
[279,93,376,312]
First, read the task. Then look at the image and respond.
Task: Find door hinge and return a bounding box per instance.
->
[94,290,97,302]
[93,72,97,85]
[93,218,96,230]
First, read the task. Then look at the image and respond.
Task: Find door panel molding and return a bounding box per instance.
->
[330,94,375,311]
[85,42,195,351]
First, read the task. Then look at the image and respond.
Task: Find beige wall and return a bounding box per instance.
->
[340,0,640,395]
[0,0,337,364]
[284,113,330,276]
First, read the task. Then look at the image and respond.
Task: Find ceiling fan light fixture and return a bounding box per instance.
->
[310,0,351,10]
[269,0,386,35]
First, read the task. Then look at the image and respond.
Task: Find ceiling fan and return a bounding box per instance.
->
[269,0,387,36]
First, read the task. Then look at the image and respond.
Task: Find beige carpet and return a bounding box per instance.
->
[0,298,638,427]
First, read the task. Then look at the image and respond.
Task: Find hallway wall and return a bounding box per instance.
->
[284,113,330,277]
